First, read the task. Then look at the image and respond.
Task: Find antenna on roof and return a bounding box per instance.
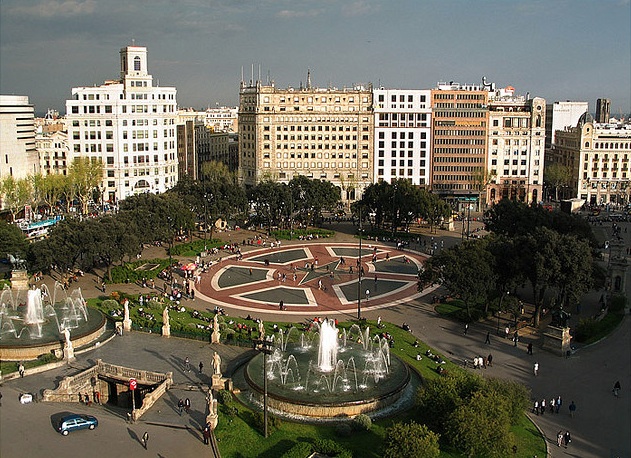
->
[307,69,312,90]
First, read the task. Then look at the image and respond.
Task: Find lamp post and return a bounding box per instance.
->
[253,338,274,438]
[357,206,363,320]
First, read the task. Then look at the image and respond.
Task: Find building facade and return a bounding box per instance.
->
[0,95,39,180]
[595,98,611,124]
[66,45,178,203]
[373,88,431,186]
[430,82,489,210]
[487,88,546,205]
[545,101,589,150]
[36,130,69,176]
[553,114,631,205]
[238,80,374,204]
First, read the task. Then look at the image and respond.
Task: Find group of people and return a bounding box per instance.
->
[470,354,493,369]
[532,395,563,415]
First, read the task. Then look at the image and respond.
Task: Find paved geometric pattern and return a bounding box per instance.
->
[196,242,429,315]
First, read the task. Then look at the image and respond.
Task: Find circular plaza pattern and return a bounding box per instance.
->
[195,243,429,315]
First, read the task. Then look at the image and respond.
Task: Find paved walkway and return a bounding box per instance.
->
[1,219,629,458]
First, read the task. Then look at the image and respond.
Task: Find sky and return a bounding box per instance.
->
[1,0,630,116]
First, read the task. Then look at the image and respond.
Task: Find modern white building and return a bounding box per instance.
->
[545,100,588,150]
[0,95,39,180]
[66,45,178,203]
[373,88,431,186]
[487,87,546,205]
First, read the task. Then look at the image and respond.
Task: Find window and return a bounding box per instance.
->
[134,56,141,71]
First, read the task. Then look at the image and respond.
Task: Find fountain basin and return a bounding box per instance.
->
[0,308,107,361]
[244,346,410,418]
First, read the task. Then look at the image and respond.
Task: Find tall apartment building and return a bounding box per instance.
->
[66,45,178,203]
[0,95,39,180]
[552,113,631,205]
[238,79,373,204]
[487,87,546,205]
[373,88,431,186]
[36,131,69,176]
[595,98,611,124]
[430,82,489,210]
[545,101,588,150]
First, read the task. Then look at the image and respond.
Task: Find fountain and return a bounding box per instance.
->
[244,319,411,419]
[0,284,107,361]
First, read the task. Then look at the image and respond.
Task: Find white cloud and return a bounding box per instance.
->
[276,9,323,18]
[341,0,380,17]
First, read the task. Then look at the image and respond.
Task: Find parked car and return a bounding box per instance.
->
[58,414,98,436]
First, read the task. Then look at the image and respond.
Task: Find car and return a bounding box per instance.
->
[58,414,98,436]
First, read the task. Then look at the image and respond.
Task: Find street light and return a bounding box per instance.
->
[357,206,363,320]
[253,338,274,438]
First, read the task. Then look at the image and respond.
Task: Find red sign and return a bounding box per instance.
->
[129,378,137,391]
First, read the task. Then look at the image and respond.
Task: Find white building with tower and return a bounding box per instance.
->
[66,45,178,203]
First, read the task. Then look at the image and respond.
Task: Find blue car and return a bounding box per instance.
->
[58,414,98,435]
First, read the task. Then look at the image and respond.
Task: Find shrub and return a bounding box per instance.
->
[383,421,440,458]
[37,352,59,364]
[313,439,352,457]
[108,258,171,284]
[222,405,238,418]
[252,411,281,435]
[169,238,222,256]
[217,390,233,405]
[280,442,314,458]
[335,422,352,437]
[352,413,372,431]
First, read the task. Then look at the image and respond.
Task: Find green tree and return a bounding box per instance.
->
[288,175,340,226]
[423,191,451,234]
[420,239,496,319]
[544,163,573,201]
[0,220,29,259]
[445,391,513,457]
[383,421,440,458]
[1,176,33,222]
[69,157,103,215]
[248,180,292,233]
[470,167,496,211]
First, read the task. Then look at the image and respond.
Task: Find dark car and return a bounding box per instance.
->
[58,414,98,435]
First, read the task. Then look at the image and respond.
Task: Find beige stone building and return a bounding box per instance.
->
[552,113,631,205]
[487,88,546,206]
[36,130,70,176]
[238,79,373,204]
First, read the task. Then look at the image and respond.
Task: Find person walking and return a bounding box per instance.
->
[533,362,539,376]
[513,330,519,347]
[487,353,493,367]
[557,430,564,447]
[484,331,491,344]
[202,423,211,445]
[527,342,533,355]
[556,395,562,413]
[564,430,571,448]
[184,397,191,414]
[199,361,204,374]
[185,357,190,372]
[18,363,25,378]
[569,400,576,417]
[540,398,546,415]
[533,400,539,415]
[464,323,469,335]
[613,380,621,397]
[142,431,149,449]
[178,398,184,415]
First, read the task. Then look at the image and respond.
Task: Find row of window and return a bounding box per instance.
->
[263,162,368,169]
[377,169,425,178]
[377,151,427,158]
[594,142,631,150]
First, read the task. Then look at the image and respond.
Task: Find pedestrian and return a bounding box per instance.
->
[533,400,539,415]
[249,267,253,275]
[513,330,518,347]
[18,363,25,378]
[504,326,510,339]
[203,423,211,445]
[365,289,370,300]
[178,398,184,415]
[484,331,491,344]
[549,397,555,413]
[613,380,621,397]
[533,362,539,376]
[487,353,493,367]
[94,391,101,405]
[464,323,469,335]
[527,342,533,355]
[377,316,382,327]
[540,398,545,415]
[279,300,284,311]
[199,361,204,373]
[557,430,564,447]
[556,395,562,413]
[142,431,149,449]
[564,430,571,448]
[569,400,576,417]
[185,397,191,414]
[185,357,190,372]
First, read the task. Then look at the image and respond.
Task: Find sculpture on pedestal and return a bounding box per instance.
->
[122,298,132,331]
[211,313,220,343]
[162,306,171,337]
[62,327,75,361]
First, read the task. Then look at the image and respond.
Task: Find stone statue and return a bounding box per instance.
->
[213,314,219,333]
[163,306,170,327]
[161,305,171,337]
[122,298,132,332]
[211,313,221,344]
[7,253,27,270]
[205,388,218,430]
[62,328,75,361]
[258,320,265,338]
[212,351,222,376]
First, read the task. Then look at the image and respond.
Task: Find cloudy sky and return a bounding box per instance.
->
[1,0,629,115]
